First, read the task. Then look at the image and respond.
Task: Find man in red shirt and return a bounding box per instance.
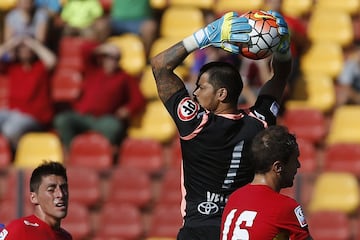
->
[0,35,56,151]
[0,161,72,240]
[53,42,145,149]
[221,125,313,240]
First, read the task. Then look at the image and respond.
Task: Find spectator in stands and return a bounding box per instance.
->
[60,0,108,42]
[109,0,158,58]
[336,43,360,106]
[4,0,49,44]
[0,161,72,240]
[0,35,56,151]
[53,43,145,151]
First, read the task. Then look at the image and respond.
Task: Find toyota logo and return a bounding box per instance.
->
[197,202,219,215]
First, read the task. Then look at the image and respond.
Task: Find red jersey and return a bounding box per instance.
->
[7,61,53,124]
[221,184,310,240]
[0,215,72,240]
[74,68,145,117]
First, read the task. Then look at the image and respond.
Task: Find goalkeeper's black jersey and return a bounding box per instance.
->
[164,87,280,228]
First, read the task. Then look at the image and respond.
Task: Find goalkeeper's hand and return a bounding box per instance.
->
[267,10,291,59]
[183,12,251,54]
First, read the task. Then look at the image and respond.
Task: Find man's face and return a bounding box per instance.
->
[193,72,220,112]
[31,174,69,226]
[280,151,300,189]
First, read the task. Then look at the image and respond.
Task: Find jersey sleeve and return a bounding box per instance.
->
[164,88,205,137]
[0,220,25,240]
[249,95,280,126]
[277,197,311,239]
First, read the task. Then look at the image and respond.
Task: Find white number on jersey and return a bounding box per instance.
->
[222,209,257,240]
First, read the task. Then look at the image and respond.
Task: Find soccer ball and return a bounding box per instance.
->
[240,10,281,60]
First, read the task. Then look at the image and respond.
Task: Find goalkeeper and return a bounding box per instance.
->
[150,11,292,240]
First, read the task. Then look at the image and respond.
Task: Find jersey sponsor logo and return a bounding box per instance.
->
[177,97,199,121]
[270,101,279,117]
[0,229,8,240]
[294,205,307,227]
[197,201,219,215]
[23,220,39,227]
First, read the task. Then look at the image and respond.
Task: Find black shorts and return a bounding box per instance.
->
[177,226,220,240]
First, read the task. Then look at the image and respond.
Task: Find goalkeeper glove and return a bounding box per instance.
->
[183,12,251,54]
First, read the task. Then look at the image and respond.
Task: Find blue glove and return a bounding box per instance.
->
[267,10,290,55]
[193,12,251,54]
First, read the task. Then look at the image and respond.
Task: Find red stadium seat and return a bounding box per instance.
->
[68,132,113,172]
[147,203,183,239]
[57,37,90,71]
[51,68,83,103]
[0,134,12,169]
[297,138,318,174]
[61,202,92,240]
[282,108,327,145]
[157,168,182,205]
[307,210,351,240]
[323,143,360,177]
[94,202,144,240]
[118,137,165,176]
[66,166,102,208]
[106,167,153,209]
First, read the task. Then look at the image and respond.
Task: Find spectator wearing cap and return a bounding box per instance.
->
[53,43,146,151]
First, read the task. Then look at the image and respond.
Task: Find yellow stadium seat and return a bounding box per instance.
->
[150,37,194,70]
[160,6,205,39]
[14,132,64,169]
[128,101,177,144]
[281,0,313,17]
[140,65,160,101]
[107,34,146,76]
[307,9,354,47]
[300,42,344,79]
[214,0,264,15]
[316,0,360,16]
[285,73,336,113]
[326,105,360,145]
[0,0,16,10]
[150,0,167,9]
[169,0,214,9]
[308,172,360,214]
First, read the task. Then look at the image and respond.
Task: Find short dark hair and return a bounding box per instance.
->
[198,61,243,104]
[251,125,299,174]
[30,161,67,193]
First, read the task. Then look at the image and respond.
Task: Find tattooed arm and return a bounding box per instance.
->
[150,42,189,103]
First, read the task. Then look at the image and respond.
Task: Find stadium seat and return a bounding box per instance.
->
[308,172,360,214]
[323,143,360,177]
[66,166,102,208]
[51,68,83,103]
[156,168,182,205]
[67,132,113,172]
[107,34,146,76]
[307,210,351,240]
[307,8,354,47]
[57,37,90,71]
[147,203,183,239]
[14,132,64,169]
[214,0,264,15]
[118,137,165,176]
[94,202,144,240]
[160,6,204,39]
[300,42,344,79]
[281,0,313,17]
[296,138,318,174]
[282,108,327,145]
[0,135,12,169]
[106,167,152,209]
[326,105,360,145]
[315,0,360,16]
[0,0,16,10]
[169,0,214,9]
[61,202,92,240]
[169,139,182,169]
[128,100,178,144]
[140,66,160,101]
[285,73,336,113]
[0,75,8,109]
